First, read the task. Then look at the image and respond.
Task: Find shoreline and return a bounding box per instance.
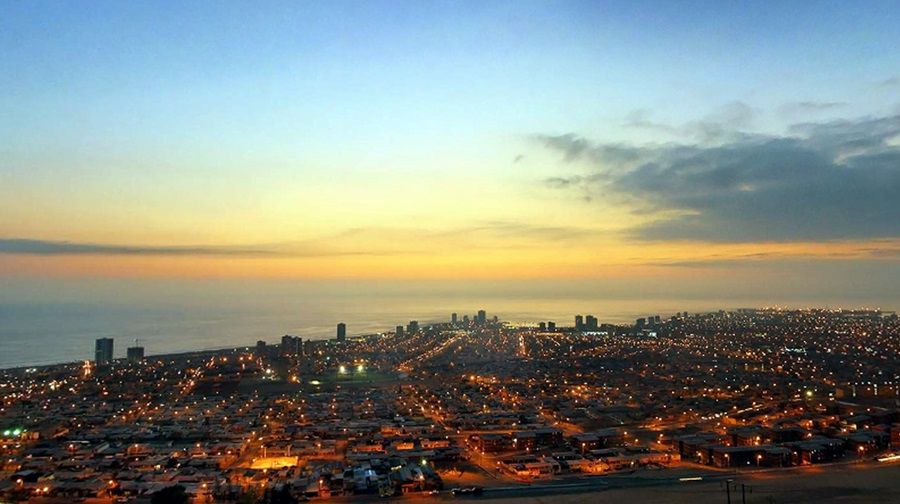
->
[0,333,390,373]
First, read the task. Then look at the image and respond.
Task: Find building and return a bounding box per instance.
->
[451,313,458,324]
[407,321,419,334]
[94,338,114,365]
[547,321,556,331]
[126,345,144,363]
[477,310,487,325]
[395,325,405,338]
[539,322,547,331]
[575,315,584,331]
[337,323,347,342]
[281,335,301,356]
[585,315,598,331]
[256,340,268,357]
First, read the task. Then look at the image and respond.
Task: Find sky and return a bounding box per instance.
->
[1,0,899,304]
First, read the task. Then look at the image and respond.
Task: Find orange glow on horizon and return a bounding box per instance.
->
[0,238,895,279]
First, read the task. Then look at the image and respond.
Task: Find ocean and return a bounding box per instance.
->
[0,278,894,369]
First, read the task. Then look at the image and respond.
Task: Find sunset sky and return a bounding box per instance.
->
[2,1,899,302]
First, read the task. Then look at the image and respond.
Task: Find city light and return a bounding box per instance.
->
[1,1,898,500]
[0,307,897,501]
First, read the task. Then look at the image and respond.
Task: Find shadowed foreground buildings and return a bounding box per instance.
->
[1,308,899,502]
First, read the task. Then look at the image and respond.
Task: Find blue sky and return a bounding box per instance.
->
[5,0,899,152]
[1,1,899,303]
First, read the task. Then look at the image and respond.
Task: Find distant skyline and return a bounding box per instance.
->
[2,1,899,302]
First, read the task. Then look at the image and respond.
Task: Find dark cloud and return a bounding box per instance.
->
[538,114,900,242]
[0,239,391,257]
[544,176,582,188]
[794,101,846,110]
[535,133,592,161]
[534,134,645,168]
[0,239,271,256]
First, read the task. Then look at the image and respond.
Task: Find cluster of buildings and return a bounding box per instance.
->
[674,403,899,468]
[1,307,899,501]
[94,337,145,366]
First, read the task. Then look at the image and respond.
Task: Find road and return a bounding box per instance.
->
[322,458,900,503]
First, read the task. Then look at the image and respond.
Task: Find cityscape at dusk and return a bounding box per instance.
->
[2,1,900,502]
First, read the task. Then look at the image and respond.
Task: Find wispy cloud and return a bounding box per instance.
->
[441,221,592,242]
[778,101,847,117]
[338,221,594,245]
[33,220,588,262]
[648,246,900,268]
[623,109,680,135]
[621,102,757,143]
[859,247,900,258]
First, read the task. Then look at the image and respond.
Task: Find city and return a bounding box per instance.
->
[2,308,900,502]
[3,1,900,503]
